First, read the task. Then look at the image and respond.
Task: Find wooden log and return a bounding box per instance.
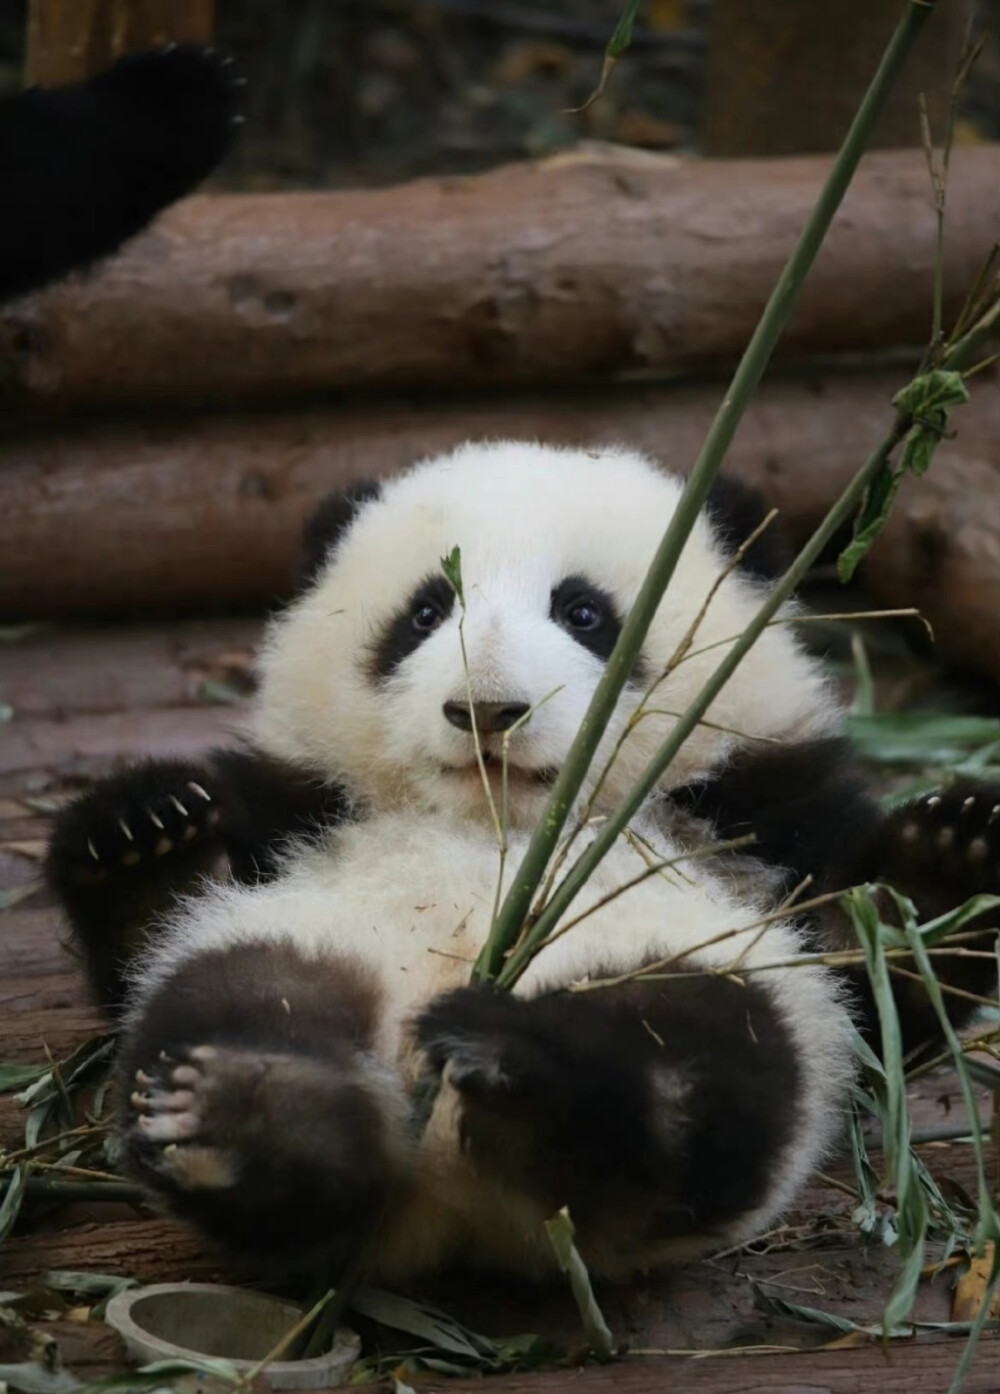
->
[0,369,996,676]
[703,0,973,156]
[0,145,996,409]
[413,1340,1000,1394]
[25,0,214,87]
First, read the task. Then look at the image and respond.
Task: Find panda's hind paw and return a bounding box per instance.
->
[125,1044,242,1190]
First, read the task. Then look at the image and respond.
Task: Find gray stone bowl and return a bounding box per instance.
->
[104,1283,360,1391]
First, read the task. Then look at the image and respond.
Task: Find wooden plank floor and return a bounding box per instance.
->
[1,618,996,1391]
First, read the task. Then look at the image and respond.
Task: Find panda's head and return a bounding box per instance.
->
[249,443,837,827]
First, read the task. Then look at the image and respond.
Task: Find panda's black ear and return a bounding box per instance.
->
[295,480,382,592]
[705,474,791,582]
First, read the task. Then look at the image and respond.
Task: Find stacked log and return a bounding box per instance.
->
[1,144,997,676]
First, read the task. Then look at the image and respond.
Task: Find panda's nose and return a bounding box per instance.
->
[443,700,531,734]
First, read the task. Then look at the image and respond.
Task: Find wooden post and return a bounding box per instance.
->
[703,0,975,156]
[24,0,214,87]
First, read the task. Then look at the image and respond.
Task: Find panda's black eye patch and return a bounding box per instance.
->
[373,574,455,679]
[550,576,622,662]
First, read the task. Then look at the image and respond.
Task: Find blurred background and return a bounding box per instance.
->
[1,0,997,187]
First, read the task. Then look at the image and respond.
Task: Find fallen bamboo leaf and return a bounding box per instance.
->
[952,1244,1000,1322]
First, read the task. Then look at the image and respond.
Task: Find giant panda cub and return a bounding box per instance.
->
[48,442,999,1281]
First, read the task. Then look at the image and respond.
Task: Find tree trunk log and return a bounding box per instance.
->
[24,0,214,87]
[0,145,996,410]
[703,0,973,157]
[1,369,996,677]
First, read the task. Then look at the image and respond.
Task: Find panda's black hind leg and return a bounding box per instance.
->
[417,976,799,1249]
[116,941,408,1262]
[46,759,225,1008]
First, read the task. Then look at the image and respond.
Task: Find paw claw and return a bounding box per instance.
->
[147,809,165,831]
[187,782,212,803]
[962,797,976,814]
[87,837,100,862]
[168,795,189,818]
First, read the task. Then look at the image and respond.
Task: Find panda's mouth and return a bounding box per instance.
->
[444,754,557,787]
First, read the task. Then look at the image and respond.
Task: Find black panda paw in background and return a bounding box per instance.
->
[0,44,245,302]
[879,779,1000,911]
[45,759,226,1008]
[46,759,223,886]
[87,43,246,194]
[871,779,1000,1042]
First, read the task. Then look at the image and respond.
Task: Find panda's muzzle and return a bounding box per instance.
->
[442,700,530,735]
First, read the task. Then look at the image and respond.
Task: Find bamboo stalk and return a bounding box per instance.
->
[497,290,996,985]
[477,0,943,984]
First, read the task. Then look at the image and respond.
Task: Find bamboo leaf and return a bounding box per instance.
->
[572,0,643,110]
[349,1287,496,1363]
[440,547,464,608]
[0,1064,49,1093]
[67,1357,241,1394]
[0,1362,80,1394]
[838,369,970,581]
[0,1166,25,1243]
[846,712,1000,766]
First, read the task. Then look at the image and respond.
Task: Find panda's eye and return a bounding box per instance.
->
[550,575,623,663]
[565,598,601,630]
[373,574,456,680]
[411,601,444,634]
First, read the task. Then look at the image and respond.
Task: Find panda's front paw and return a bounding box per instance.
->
[90,43,247,145]
[47,760,222,887]
[416,986,547,1100]
[881,780,1000,905]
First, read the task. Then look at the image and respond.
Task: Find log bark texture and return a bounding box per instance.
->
[0,145,996,410]
[0,369,996,677]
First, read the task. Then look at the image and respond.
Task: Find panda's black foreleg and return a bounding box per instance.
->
[116,942,408,1262]
[416,976,799,1250]
[845,781,1000,1053]
[46,759,228,1009]
[46,747,346,1009]
[0,45,243,303]
[668,739,999,1052]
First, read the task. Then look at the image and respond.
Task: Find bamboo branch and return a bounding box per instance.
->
[476,0,942,986]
